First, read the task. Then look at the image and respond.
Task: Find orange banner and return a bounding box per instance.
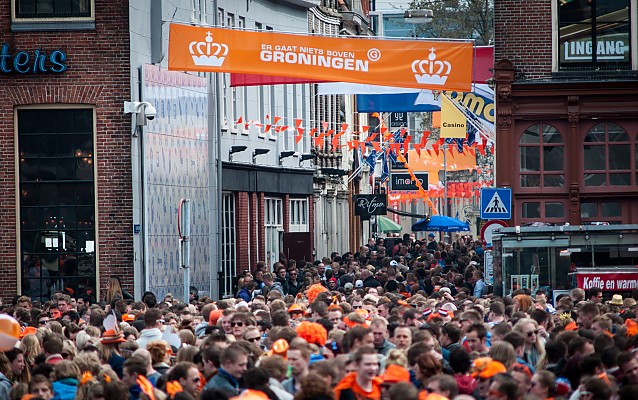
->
[168,24,474,91]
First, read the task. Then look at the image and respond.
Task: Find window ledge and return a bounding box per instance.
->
[268,134,277,141]
[12,20,95,32]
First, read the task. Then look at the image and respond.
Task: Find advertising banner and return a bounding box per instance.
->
[168,24,474,91]
[577,272,638,292]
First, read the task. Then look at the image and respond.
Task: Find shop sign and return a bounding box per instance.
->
[563,39,629,61]
[577,272,638,292]
[353,194,387,219]
[168,24,474,91]
[0,43,67,74]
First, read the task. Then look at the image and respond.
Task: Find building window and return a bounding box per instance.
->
[18,108,96,303]
[264,198,283,269]
[522,202,541,219]
[581,201,622,223]
[289,199,309,232]
[584,122,631,186]
[14,0,93,19]
[545,202,565,218]
[221,193,236,298]
[519,123,564,188]
[558,0,630,71]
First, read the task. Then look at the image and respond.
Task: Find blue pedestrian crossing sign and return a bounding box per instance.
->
[480,188,512,220]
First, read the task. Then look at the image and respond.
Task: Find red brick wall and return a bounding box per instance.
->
[494,0,553,79]
[236,192,250,273]
[0,0,132,300]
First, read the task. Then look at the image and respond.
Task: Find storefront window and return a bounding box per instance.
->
[558,0,630,71]
[519,123,564,188]
[522,202,541,218]
[584,122,631,186]
[18,108,96,303]
[14,0,92,19]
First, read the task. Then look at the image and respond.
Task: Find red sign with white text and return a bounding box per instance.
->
[577,272,638,292]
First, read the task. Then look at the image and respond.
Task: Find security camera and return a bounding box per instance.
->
[123,101,157,126]
[144,104,157,120]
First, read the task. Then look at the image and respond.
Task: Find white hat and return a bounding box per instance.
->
[234,301,249,310]
[469,261,479,266]
[390,260,398,267]
[440,302,458,312]
[355,280,364,288]
[344,282,354,290]
[439,287,452,295]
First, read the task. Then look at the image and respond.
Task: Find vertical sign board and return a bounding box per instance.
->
[484,250,494,286]
[390,112,408,128]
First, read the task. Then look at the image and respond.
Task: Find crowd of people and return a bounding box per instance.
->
[2,232,638,400]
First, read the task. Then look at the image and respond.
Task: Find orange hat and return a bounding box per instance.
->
[288,303,304,314]
[266,339,289,359]
[101,329,126,344]
[295,321,328,347]
[209,309,223,325]
[122,313,135,322]
[0,315,21,352]
[565,321,579,331]
[20,326,38,339]
[381,364,410,383]
[355,308,370,320]
[472,357,507,379]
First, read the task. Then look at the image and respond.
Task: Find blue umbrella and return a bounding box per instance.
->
[412,215,470,232]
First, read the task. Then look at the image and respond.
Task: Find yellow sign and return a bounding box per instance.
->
[440,95,467,138]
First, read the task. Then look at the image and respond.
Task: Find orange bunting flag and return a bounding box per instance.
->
[432,143,439,156]
[313,135,324,147]
[390,143,401,155]
[321,121,329,131]
[400,127,407,135]
[362,126,370,133]
[403,135,411,154]
[478,143,486,156]
[348,140,359,150]
[438,137,445,145]
[468,147,475,157]
[341,123,348,132]
[309,128,317,137]
[371,141,381,152]
[414,144,421,157]
[422,131,431,145]
[294,118,303,128]
[235,116,243,125]
[295,129,304,144]
[366,132,378,142]
[273,116,281,125]
[264,124,271,133]
[380,126,388,135]
[279,125,288,133]
[426,148,432,157]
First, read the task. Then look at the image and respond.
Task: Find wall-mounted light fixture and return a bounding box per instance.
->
[279,151,295,166]
[229,145,248,162]
[253,148,270,163]
[299,153,314,166]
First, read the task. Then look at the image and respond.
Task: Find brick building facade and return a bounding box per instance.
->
[0,0,132,302]
[494,0,638,225]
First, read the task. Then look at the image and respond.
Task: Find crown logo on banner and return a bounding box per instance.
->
[189,32,228,67]
[412,47,452,86]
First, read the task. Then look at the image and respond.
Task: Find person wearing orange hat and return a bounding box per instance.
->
[334,346,383,400]
[472,357,507,399]
[288,303,305,320]
[381,364,410,384]
[487,373,519,400]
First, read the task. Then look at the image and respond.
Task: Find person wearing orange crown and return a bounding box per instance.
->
[334,346,383,400]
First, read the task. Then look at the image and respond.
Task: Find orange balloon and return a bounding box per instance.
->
[0,315,21,351]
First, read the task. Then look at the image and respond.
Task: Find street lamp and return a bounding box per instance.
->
[279,150,295,166]
[252,148,270,164]
[229,145,247,162]
[299,153,314,167]
[403,9,434,24]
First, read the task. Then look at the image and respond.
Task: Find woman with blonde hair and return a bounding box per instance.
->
[104,277,124,305]
[98,330,126,378]
[19,333,42,369]
[513,318,546,369]
[490,341,517,370]
[147,340,171,375]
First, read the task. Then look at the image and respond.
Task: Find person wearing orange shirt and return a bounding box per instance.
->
[334,346,383,400]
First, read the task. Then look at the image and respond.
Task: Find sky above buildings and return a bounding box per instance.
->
[375,0,412,10]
